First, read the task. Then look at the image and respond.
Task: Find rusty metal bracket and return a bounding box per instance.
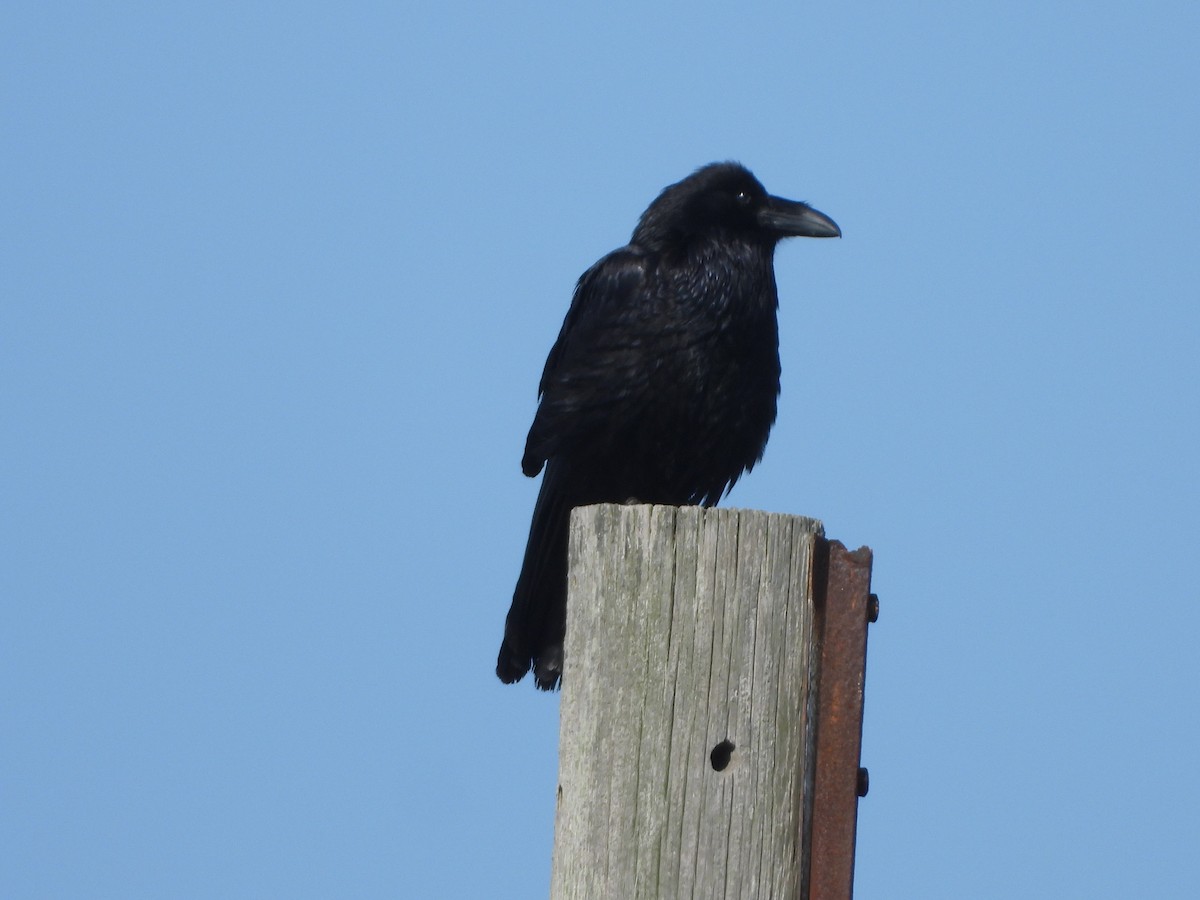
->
[807,540,874,900]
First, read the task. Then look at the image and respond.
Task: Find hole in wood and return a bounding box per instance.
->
[710,739,735,772]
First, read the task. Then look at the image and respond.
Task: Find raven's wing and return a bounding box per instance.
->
[521,247,654,476]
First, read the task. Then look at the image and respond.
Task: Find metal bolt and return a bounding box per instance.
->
[856,767,870,797]
[867,593,879,623]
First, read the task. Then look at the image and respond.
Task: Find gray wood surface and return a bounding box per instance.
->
[551,504,824,900]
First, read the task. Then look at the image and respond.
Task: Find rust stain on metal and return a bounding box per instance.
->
[806,539,874,900]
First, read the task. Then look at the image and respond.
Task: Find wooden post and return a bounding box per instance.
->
[551,504,826,899]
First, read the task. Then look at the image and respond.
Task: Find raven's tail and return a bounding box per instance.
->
[496,464,572,690]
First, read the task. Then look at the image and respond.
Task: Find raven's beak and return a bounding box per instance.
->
[758,197,841,238]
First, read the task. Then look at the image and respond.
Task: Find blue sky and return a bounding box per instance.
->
[4,2,1198,897]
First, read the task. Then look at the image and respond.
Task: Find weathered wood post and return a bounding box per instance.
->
[551,504,873,899]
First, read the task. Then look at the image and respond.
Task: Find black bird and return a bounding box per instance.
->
[497,162,839,690]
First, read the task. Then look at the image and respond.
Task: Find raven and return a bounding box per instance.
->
[497,162,839,690]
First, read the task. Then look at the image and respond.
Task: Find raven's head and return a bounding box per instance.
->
[632,162,840,252]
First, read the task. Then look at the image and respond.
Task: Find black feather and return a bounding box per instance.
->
[497,162,839,690]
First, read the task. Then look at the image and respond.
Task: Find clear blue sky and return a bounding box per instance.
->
[4,3,1197,897]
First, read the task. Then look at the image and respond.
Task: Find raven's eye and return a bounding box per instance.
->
[735,191,753,206]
